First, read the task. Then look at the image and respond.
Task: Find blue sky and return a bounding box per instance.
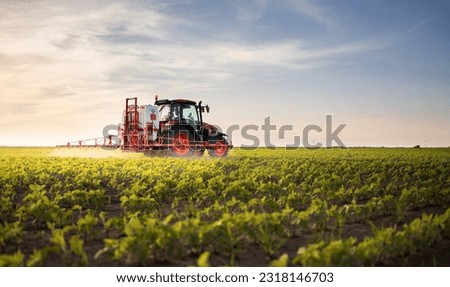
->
[1,0,449,147]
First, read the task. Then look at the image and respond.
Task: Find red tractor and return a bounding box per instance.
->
[119,96,232,157]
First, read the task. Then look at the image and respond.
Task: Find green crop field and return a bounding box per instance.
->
[1,147,449,266]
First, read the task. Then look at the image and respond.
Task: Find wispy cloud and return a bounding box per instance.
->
[0,0,387,95]
[286,0,338,28]
[0,0,398,145]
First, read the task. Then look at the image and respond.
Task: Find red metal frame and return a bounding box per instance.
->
[58,97,233,156]
[122,97,139,151]
[57,136,115,148]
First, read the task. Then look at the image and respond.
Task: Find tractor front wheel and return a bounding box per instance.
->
[208,138,228,157]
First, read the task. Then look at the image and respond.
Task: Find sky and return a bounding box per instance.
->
[1,0,449,147]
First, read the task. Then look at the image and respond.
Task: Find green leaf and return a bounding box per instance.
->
[270,253,289,267]
[196,251,210,267]
[0,251,24,267]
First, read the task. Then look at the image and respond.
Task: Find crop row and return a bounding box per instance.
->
[0,147,449,266]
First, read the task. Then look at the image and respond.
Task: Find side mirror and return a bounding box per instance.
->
[199,101,210,113]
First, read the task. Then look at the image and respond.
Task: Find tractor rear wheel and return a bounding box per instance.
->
[169,129,194,157]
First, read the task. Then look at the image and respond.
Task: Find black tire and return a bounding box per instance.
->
[167,128,194,157]
[208,136,229,157]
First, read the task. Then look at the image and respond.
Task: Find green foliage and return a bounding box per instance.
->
[15,184,66,227]
[293,207,450,266]
[196,251,210,267]
[69,235,88,266]
[27,249,48,267]
[0,147,449,266]
[0,184,15,221]
[0,251,24,266]
[0,221,22,249]
[270,253,289,267]
[76,210,99,238]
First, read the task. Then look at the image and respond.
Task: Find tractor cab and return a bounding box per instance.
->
[158,100,200,126]
[155,98,204,140]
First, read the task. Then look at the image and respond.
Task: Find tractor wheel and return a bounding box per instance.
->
[169,129,194,157]
[208,138,228,157]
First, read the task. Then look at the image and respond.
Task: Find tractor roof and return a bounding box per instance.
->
[154,99,197,106]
